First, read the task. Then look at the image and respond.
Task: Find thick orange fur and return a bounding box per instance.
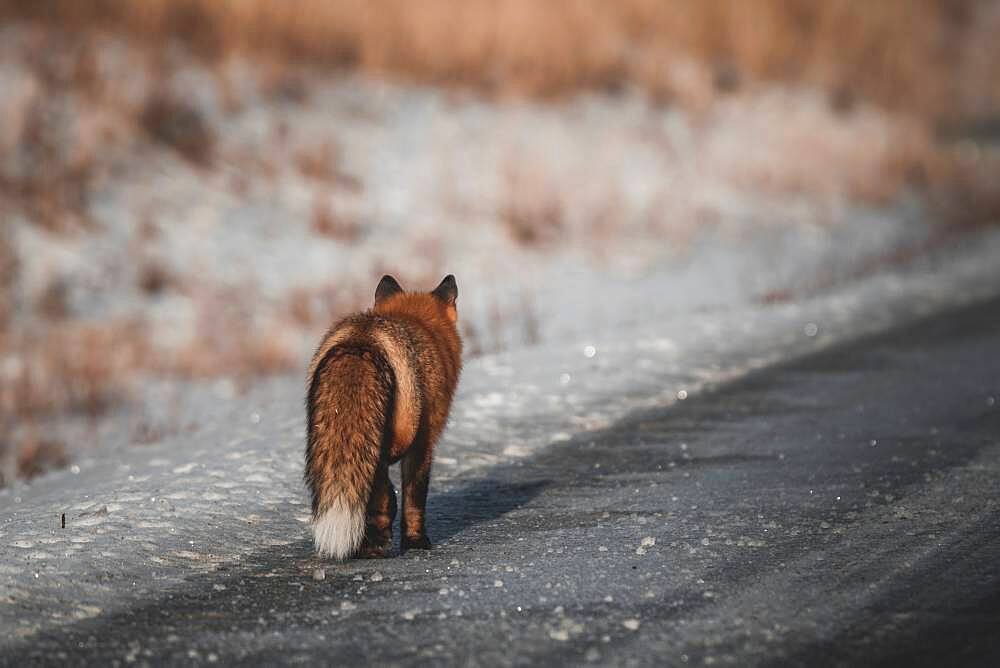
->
[305,275,462,559]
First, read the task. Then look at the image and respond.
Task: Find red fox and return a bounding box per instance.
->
[305,275,462,559]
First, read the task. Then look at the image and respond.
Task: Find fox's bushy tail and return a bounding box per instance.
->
[305,346,393,559]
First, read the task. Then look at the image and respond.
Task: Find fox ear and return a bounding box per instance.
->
[375,275,403,305]
[431,275,457,306]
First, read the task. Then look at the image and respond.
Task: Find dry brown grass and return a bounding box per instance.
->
[706,94,939,205]
[0,28,133,235]
[311,198,363,243]
[296,142,340,183]
[0,319,148,421]
[296,142,363,192]
[151,287,299,382]
[15,435,70,481]
[0,82,98,234]
[168,332,297,382]
[0,231,17,330]
[137,261,177,296]
[140,90,216,167]
[499,166,565,247]
[922,145,1000,229]
[3,0,998,121]
[456,293,543,357]
[0,285,307,424]
[0,289,304,486]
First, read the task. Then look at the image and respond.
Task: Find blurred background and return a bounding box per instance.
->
[1,0,999,486]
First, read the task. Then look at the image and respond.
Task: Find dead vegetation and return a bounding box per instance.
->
[499,166,565,247]
[706,93,938,205]
[0,231,17,330]
[296,142,363,191]
[0,287,305,394]
[140,91,215,167]
[0,1,997,487]
[311,197,363,243]
[137,261,177,296]
[923,146,1000,230]
[2,0,998,122]
[0,26,226,241]
[14,435,70,481]
[0,320,147,420]
[0,74,99,234]
[296,142,340,182]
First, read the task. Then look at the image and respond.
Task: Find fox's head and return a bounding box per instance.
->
[373,274,458,324]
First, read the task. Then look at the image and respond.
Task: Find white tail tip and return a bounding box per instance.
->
[312,500,364,560]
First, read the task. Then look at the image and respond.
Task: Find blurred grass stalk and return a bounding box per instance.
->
[2,0,998,122]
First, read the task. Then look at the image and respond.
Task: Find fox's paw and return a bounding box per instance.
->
[357,542,391,559]
[358,527,392,558]
[401,534,432,552]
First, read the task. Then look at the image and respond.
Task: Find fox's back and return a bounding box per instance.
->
[309,300,461,460]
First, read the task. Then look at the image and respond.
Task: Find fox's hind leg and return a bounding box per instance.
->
[400,439,433,551]
[359,461,396,558]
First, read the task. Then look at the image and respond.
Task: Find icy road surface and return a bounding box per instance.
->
[2,230,1000,665]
